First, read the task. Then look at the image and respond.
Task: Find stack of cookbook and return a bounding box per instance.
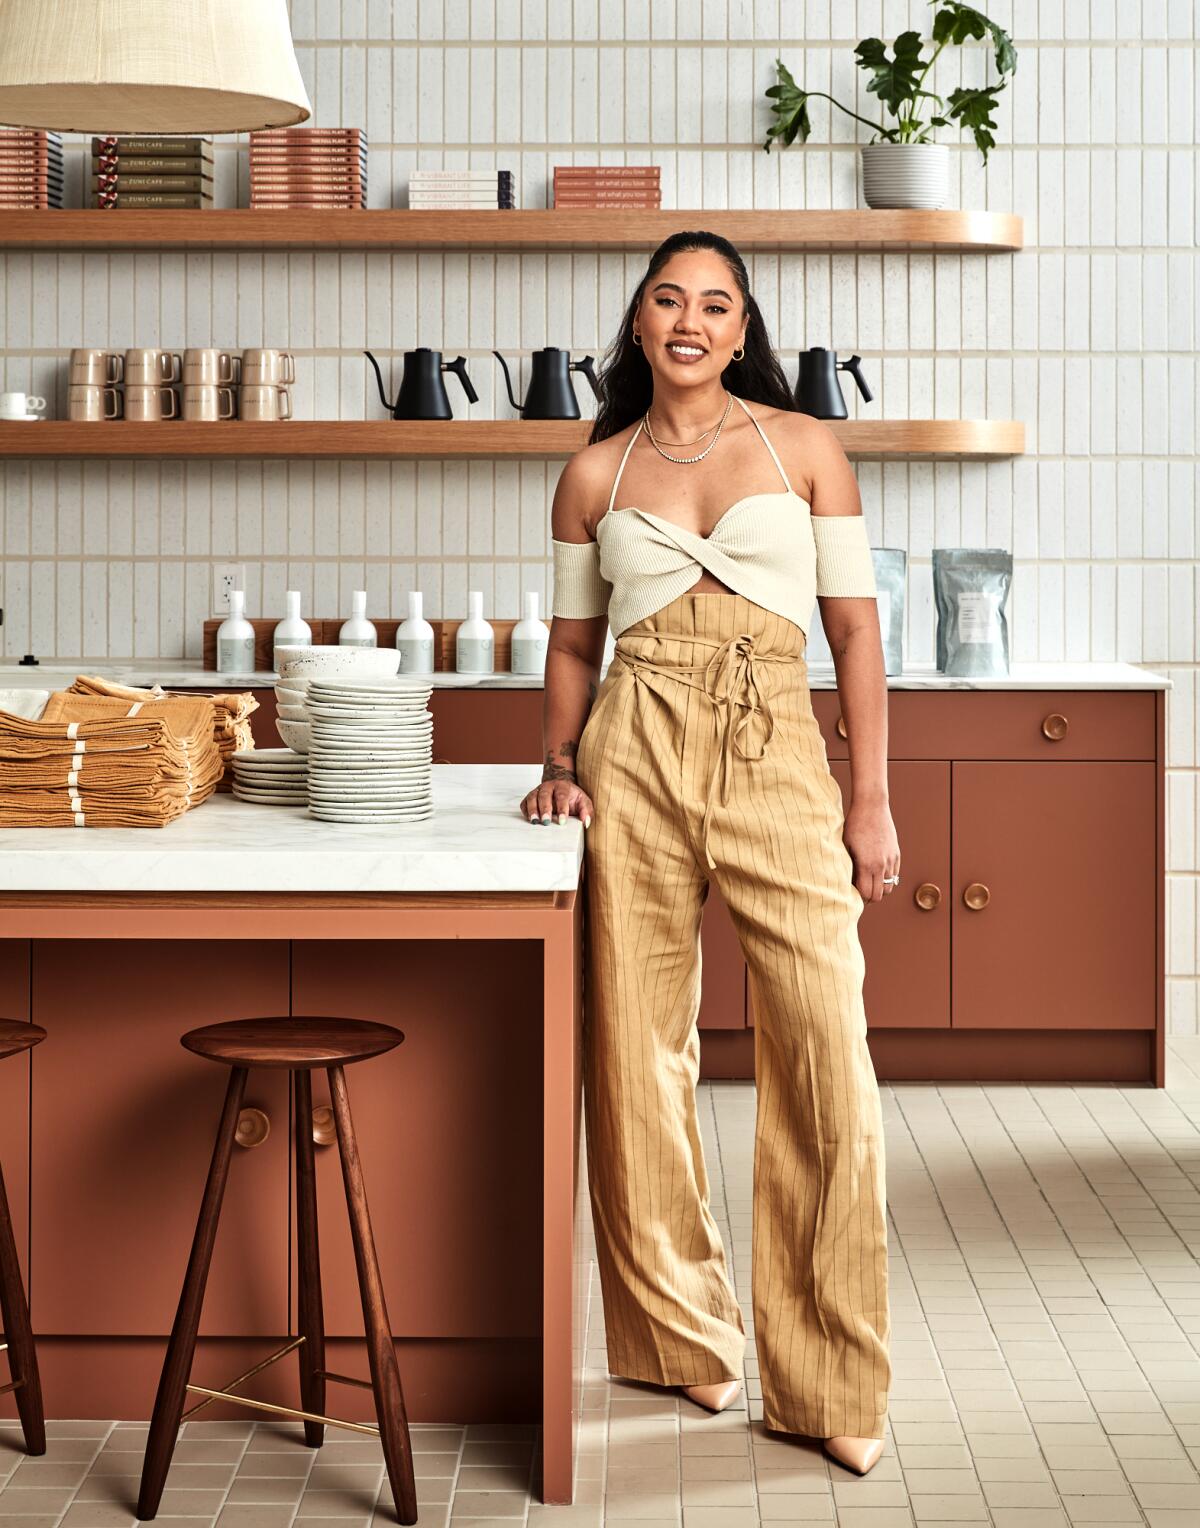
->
[249,129,367,208]
[408,169,516,209]
[0,130,63,209]
[552,164,660,208]
[92,137,213,209]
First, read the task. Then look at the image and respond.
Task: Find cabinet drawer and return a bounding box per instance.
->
[814,690,1156,762]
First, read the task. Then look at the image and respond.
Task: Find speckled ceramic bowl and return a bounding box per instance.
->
[275,645,401,682]
[275,717,311,754]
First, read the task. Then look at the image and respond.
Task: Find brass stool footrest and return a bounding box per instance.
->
[315,1368,373,1391]
[183,1384,381,1437]
[0,1340,8,1353]
[180,1337,381,1437]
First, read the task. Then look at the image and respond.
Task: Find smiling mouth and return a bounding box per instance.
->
[666,343,706,359]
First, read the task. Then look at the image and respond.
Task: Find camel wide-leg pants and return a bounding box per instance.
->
[575,591,890,1440]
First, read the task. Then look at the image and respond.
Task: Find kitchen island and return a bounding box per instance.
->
[0,766,586,1504]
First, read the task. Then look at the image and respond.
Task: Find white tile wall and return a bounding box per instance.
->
[1,1,1197,1026]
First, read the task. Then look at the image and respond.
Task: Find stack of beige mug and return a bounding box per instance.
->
[67,347,295,421]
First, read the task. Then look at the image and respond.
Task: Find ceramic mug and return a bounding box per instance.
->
[67,384,121,421]
[181,383,236,421]
[123,383,179,421]
[239,383,291,421]
[124,347,181,385]
[240,347,295,385]
[69,348,123,385]
[182,347,240,386]
[0,390,47,419]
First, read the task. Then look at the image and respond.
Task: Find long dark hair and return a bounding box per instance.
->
[589,229,797,444]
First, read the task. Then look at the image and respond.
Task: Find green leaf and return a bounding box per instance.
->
[931,2,1018,76]
[945,83,1002,161]
[762,59,813,152]
[854,30,927,116]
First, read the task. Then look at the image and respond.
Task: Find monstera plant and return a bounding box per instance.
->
[763,1,1018,209]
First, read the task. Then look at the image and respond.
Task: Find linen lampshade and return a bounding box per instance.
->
[0,0,311,132]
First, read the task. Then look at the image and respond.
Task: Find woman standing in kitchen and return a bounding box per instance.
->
[520,230,898,1476]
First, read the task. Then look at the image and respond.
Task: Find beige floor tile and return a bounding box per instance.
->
[0,1490,76,1515]
[215,1509,297,1528]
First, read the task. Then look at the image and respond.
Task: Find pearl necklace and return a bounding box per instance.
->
[644,391,735,464]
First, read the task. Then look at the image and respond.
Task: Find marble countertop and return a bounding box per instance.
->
[0,765,583,894]
[0,658,1172,693]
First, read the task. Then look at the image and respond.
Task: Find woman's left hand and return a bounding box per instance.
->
[842,798,901,905]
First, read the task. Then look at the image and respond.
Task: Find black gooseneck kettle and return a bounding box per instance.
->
[364,347,479,419]
[492,347,600,419]
[794,347,873,419]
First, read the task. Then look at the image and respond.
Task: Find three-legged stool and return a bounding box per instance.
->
[0,1020,45,1457]
[137,1017,418,1524]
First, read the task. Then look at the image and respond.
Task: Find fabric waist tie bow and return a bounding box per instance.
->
[612,631,798,870]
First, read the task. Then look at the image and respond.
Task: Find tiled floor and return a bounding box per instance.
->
[4,1042,1200,1526]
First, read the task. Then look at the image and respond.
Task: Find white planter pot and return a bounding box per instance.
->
[861,142,950,210]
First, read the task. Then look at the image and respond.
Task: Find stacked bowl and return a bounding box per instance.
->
[305,679,434,823]
[272,646,434,824]
[273,645,406,756]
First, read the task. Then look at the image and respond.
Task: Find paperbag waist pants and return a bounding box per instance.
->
[575,591,890,1440]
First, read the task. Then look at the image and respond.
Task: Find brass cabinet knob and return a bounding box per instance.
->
[235,1107,270,1149]
[311,1105,336,1147]
[835,716,847,738]
[1042,712,1068,740]
[963,882,990,910]
[915,882,942,910]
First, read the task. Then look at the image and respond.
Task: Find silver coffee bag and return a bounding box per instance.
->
[933,547,1013,677]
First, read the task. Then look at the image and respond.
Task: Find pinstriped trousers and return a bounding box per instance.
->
[575,591,890,1440]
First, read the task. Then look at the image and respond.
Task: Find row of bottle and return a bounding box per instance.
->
[215,589,551,676]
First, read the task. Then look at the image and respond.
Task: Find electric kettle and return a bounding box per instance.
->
[492,347,600,419]
[364,347,479,419]
[794,347,873,419]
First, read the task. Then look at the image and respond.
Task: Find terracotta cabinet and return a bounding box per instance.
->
[289,941,544,1342]
[28,941,291,1337]
[950,761,1156,1031]
[734,685,1164,1083]
[0,942,31,1292]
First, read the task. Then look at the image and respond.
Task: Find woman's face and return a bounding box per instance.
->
[635,250,748,385]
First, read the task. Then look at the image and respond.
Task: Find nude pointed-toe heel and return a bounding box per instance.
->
[681,1380,742,1413]
[823,1436,884,1474]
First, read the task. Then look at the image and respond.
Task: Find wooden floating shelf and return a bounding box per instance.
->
[0,419,1024,460]
[0,208,1024,253]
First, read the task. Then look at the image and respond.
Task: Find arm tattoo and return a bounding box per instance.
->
[542,747,578,783]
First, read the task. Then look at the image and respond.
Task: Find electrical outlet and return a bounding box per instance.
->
[213,564,244,616]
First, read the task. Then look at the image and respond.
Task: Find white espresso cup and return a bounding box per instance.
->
[182,347,240,386]
[0,390,46,419]
[69,348,123,385]
[67,384,121,421]
[124,347,181,385]
[239,383,291,421]
[123,383,179,421]
[240,347,295,385]
[181,383,236,421]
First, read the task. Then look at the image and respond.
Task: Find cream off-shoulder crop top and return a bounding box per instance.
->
[552,395,878,637]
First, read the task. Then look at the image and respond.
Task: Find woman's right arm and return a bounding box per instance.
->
[521,453,609,828]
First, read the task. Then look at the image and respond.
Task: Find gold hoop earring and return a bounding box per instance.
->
[633,332,643,346]
[731,345,745,362]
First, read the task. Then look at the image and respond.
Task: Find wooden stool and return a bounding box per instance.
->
[0,1020,46,1457]
[137,1017,418,1524]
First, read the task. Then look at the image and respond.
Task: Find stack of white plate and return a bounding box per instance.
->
[305,679,434,824]
[231,747,309,805]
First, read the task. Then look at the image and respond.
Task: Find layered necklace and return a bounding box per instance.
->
[643,389,735,464]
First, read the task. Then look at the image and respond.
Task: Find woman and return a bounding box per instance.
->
[521,230,899,1476]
